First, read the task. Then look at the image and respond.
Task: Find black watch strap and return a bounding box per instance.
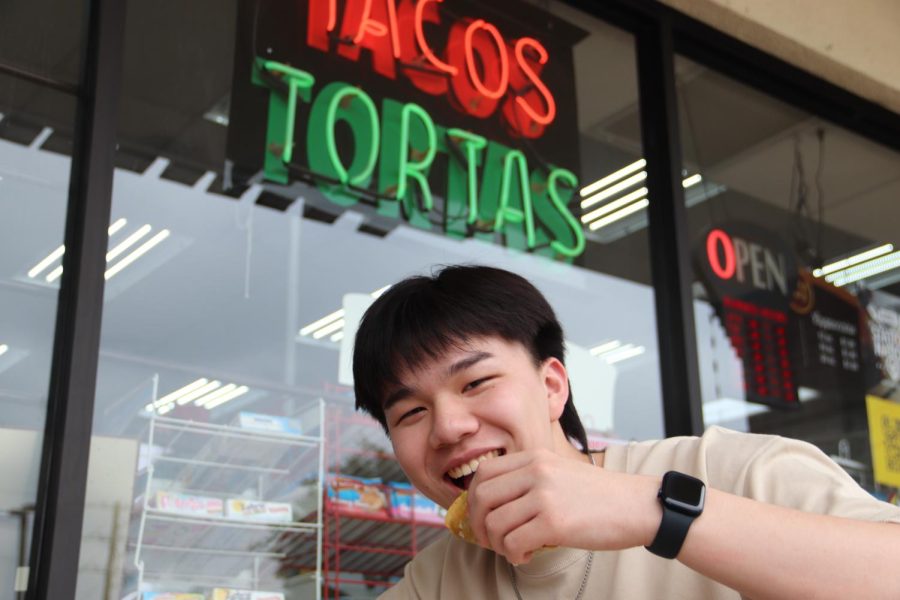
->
[645,505,696,559]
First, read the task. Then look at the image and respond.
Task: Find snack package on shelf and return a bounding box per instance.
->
[142,593,206,600]
[388,482,446,524]
[225,499,293,523]
[326,475,388,518]
[154,491,223,517]
[210,589,285,600]
[237,412,303,436]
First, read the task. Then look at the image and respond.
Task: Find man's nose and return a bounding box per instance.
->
[429,398,478,448]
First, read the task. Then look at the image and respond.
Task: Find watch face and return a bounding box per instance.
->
[662,472,705,513]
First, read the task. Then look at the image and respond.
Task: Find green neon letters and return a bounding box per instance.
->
[307,82,380,206]
[252,59,584,260]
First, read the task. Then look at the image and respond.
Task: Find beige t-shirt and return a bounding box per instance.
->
[381,426,900,599]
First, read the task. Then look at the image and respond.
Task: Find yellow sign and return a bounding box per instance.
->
[866,395,900,488]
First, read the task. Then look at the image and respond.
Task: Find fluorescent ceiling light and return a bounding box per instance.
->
[827,250,900,287]
[590,340,622,356]
[145,378,209,411]
[28,245,65,279]
[175,379,223,405]
[45,265,64,283]
[203,385,249,410]
[0,344,8,357]
[194,383,238,408]
[588,198,649,231]
[300,309,344,337]
[605,345,646,364]
[145,378,252,413]
[590,340,645,364]
[682,174,702,188]
[28,219,171,285]
[105,229,170,280]
[581,188,647,224]
[813,243,894,278]
[580,159,646,198]
[581,171,647,209]
[312,318,345,340]
[106,224,151,262]
[298,285,392,340]
[108,218,128,236]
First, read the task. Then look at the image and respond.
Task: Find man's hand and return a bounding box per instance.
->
[465,448,660,564]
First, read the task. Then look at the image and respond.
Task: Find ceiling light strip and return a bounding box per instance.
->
[204,385,250,410]
[299,309,345,337]
[174,380,223,406]
[682,174,702,188]
[28,220,131,281]
[29,245,66,279]
[0,344,8,357]
[106,224,152,262]
[814,243,894,278]
[581,171,647,209]
[825,250,900,281]
[194,383,238,407]
[105,229,170,280]
[579,159,646,198]
[312,318,345,340]
[606,345,646,364]
[588,198,649,231]
[828,252,900,287]
[45,265,64,283]
[108,218,128,236]
[145,378,210,411]
[581,188,647,224]
[590,340,622,356]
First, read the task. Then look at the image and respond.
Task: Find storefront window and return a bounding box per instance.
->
[0,0,84,87]
[677,55,900,503]
[75,1,663,598]
[0,73,78,598]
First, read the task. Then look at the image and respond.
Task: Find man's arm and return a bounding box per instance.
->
[467,448,900,600]
[676,485,899,599]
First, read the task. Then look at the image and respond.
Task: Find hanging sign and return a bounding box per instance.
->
[789,270,865,398]
[697,223,800,407]
[226,0,588,260]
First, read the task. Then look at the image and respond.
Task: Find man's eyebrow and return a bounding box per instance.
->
[448,351,493,377]
[382,386,413,413]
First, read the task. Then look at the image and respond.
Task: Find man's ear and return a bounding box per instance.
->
[542,357,569,421]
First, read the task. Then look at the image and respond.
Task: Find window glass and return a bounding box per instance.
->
[0,73,77,599]
[678,55,900,501]
[0,0,85,87]
[76,2,664,597]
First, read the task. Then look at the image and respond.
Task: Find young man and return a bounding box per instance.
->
[352,265,900,599]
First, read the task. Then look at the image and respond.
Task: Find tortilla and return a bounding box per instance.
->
[444,491,478,544]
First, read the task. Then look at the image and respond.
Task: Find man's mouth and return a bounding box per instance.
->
[445,449,503,490]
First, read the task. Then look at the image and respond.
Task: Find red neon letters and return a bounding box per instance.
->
[307,0,558,137]
[707,229,736,280]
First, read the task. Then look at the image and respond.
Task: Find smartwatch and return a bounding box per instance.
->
[645,471,706,559]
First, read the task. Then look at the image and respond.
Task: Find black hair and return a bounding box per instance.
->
[352,264,590,452]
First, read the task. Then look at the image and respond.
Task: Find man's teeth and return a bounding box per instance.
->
[447,450,501,480]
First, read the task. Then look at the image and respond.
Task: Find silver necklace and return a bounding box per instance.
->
[507,452,597,600]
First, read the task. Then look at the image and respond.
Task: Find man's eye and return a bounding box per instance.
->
[396,406,425,424]
[463,377,490,392]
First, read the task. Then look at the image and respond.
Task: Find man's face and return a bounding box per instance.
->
[382,336,568,508]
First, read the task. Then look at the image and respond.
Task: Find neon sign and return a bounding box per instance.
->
[697,224,800,408]
[705,228,788,295]
[308,0,557,138]
[227,0,587,260]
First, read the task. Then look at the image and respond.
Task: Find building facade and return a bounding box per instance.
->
[1,0,899,598]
